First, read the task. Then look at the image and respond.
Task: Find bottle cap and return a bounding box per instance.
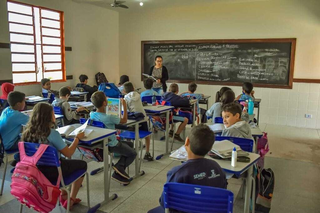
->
[233,147,236,151]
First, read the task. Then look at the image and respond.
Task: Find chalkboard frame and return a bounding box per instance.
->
[141,38,296,89]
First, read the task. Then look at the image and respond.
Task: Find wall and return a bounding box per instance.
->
[119,0,320,129]
[0,0,119,95]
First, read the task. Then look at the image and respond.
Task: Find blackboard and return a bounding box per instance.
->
[141,39,296,88]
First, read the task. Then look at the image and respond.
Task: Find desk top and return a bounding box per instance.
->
[22,110,64,119]
[56,124,116,145]
[143,105,174,113]
[26,96,49,103]
[71,91,89,95]
[251,126,263,137]
[170,145,259,176]
[201,95,211,100]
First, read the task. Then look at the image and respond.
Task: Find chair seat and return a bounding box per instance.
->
[5,149,19,155]
[119,130,152,140]
[62,169,86,186]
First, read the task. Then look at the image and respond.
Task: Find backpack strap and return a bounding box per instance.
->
[18,142,49,166]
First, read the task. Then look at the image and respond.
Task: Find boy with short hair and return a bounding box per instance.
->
[123,82,153,161]
[221,102,252,139]
[76,74,98,99]
[52,87,86,125]
[41,78,58,104]
[156,124,227,211]
[236,82,255,101]
[0,91,29,151]
[90,91,137,184]
[162,83,189,142]
[140,78,158,98]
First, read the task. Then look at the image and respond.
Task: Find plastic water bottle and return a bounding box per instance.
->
[248,98,254,115]
[231,147,237,167]
[152,95,156,106]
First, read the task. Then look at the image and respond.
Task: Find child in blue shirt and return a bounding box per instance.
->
[236,82,255,101]
[0,91,28,151]
[140,78,158,98]
[41,78,58,104]
[90,91,137,185]
[150,124,227,212]
[22,102,87,210]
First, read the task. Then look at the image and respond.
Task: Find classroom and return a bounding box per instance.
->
[0,0,320,212]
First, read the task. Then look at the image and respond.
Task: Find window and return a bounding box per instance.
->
[7,1,65,84]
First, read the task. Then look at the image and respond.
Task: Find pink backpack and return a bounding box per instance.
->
[11,143,61,213]
[257,132,269,168]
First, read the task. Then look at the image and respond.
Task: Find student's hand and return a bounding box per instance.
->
[156,79,161,84]
[67,86,72,91]
[76,107,86,112]
[76,131,85,140]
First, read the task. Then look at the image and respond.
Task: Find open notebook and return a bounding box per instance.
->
[211,140,248,159]
[58,120,93,138]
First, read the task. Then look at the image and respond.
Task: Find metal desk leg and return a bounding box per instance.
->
[84,94,88,102]
[88,137,117,212]
[244,165,253,213]
[165,111,170,154]
[133,123,145,179]
[193,103,196,126]
[257,104,260,125]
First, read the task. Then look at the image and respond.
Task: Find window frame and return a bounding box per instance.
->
[7,0,66,86]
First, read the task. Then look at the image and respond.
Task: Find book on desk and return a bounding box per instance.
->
[57,120,93,138]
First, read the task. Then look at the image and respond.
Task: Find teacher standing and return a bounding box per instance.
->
[149,55,169,94]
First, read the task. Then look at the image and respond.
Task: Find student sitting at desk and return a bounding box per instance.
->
[181,82,206,123]
[117,75,129,95]
[41,78,58,104]
[140,78,158,98]
[236,82,255,101]
[123,82,153,161]
[90,91,137,185]
[153,124,227,212]
[221,102,252,139]
[206,89,235,122]
[52,87,86,125]
[162,83,189,142]
[21,103,87,210]
[75,74,98,100]
[0,91,29,152]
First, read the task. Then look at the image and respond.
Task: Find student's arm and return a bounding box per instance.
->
[62,102,80,121]
[120,98,127,124]
[59,131,85,158]
[235,94,241,100]
[84,85,98,94]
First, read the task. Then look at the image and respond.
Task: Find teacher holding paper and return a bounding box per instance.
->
[149,55,169,94]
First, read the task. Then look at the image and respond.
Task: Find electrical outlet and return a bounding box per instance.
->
[305,114,312,119]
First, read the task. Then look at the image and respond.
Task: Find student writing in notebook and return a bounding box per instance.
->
[90,91,137,185]
[150,124,227,212]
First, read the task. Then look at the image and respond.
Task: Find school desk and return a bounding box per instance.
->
[71,91,89,102]
[199,95,211,110]
[25,96,49,105]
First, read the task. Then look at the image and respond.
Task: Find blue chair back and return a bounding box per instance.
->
[23,142,60,167]
[215,136,253,152]
[141,96,161,104]
[214,117,223,124]
[163,183,233,213]
[80,118,105,128]
[53,106,63,115]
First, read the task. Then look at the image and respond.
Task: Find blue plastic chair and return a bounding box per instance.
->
[141,96,161,104]
[150,182,234,213]
[214,117,223,124]
[53,106,63,115]
[0,135,19,196]
[21,142,90,213]
[215,136,253,152]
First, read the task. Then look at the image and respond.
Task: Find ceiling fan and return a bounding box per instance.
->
[111,0,129,9]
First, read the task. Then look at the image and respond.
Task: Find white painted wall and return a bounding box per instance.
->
[118,0,320,129]
[0,0,119,95]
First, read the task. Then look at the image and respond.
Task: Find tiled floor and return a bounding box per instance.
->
[0,124,320,213]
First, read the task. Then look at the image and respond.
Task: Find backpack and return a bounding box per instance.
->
[150,100,173,131]
[98,83,121,98]
[95,72,108,86]
[256,168,275,213]
[257,132,269,168]
[11,143,61,213]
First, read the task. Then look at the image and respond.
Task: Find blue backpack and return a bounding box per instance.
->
[98,83,122,98]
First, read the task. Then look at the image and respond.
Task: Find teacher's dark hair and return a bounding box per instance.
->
[154,55,162,61]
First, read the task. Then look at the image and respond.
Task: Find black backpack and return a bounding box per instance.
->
[95,72,108,86]
[256,168,275,213]
[0,136,4,167]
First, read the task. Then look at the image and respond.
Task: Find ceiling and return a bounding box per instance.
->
[72,0,269,13]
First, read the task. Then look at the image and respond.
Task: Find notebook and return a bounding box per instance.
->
[211,140,248,159]
[170,146,188,161]
[57,120,93,138]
